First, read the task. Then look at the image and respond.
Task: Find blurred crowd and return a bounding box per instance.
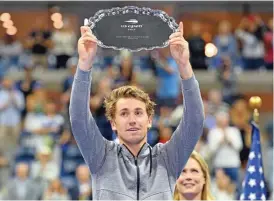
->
[0,14,273,200]
[0,14,273,75]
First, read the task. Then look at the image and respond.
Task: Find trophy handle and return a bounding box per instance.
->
[84,18,89,26]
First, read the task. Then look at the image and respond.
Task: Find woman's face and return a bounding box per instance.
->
[176,158,205,199]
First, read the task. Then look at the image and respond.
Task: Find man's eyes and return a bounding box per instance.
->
[121,112,127,116]
[135,111,143,116]
[120,111,143,116]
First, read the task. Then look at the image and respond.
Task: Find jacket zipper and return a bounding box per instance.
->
[135,158,140,200]
[123,143,146,200]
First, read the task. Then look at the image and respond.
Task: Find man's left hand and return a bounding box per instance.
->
[169,21,193,79]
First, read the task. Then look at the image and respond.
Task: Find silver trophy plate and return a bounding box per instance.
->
[84,6,179,52]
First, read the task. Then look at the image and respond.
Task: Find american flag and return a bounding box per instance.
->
[240,122,267,201]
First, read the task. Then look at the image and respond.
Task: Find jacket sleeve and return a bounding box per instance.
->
[162,75,204,179]
[69,67,107,174]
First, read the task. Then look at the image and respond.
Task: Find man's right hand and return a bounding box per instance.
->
[78,26,98,71]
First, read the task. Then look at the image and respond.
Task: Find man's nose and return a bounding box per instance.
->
[128,114,137,124]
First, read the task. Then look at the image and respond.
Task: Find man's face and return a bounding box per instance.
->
[111,98,152,145]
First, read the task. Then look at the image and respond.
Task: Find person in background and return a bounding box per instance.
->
[113,50,138,88]
[207,88,229,116]
[25,18,52,70]
[0,77,24,161]
[173,151,214,200]
[235,15,265,70]
[62,57,78,93]
[0,33,23,71]
[152,47,181,109]
[208,111,243,185]
[211,168,236,200]
[15,62,41,120]
[229,98,251,167]
[211,20,239,70]
[51,18,77,69]
[263,18,273,70]
[217,56,242,105]
[187,21,207,70]
[90,77,113,141]
[43,178,71,200]
[1,163,40,200]
[31,146,59,183]
[0,151,9,190]
[69,164,92,200]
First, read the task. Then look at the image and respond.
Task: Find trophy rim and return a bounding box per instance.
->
[85,6,179,52]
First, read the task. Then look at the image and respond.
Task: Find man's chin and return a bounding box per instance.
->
[128,137,144,144]
[122,135,146,145]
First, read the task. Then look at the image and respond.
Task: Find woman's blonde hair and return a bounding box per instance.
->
[174,151,214,200]
[104,85,156,121]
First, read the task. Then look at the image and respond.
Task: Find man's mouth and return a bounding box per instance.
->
[127,128,139,131]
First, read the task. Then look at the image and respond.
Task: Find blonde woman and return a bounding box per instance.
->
[174,151,214,200]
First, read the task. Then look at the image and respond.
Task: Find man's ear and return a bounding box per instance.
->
[110,120,117,131]
[148,116,153,129]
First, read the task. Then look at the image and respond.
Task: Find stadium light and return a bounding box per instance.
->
[0,13,11,22]
[53,21,64,29]
[6,26,17,35]
[51,12,62,22]
[205,43,218,57]
[3,20,14,28]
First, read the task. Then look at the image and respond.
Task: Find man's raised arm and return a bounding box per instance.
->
[69,26,106,174]
[162,22,204,179]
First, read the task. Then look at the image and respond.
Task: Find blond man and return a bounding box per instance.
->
[69,22,204,200]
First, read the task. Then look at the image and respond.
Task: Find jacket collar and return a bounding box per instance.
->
[118,142,153,176]
[118,142,151,159]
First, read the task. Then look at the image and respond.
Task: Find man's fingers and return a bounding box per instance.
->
[169,41,185,46]
[79,26,97,44]
[169,32,181,39]
[169,36,187,46]
[169,38,184,44]
[80,26,91,36]
[169,21,184,39]
[82,31,97,39]
[169,40,188,48]
[80,36,97,44]
[179,21,184,36]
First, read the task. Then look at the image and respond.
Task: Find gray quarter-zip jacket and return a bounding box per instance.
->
[69,67,204,200]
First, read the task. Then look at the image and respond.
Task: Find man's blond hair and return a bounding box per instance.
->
[104,85,156,121]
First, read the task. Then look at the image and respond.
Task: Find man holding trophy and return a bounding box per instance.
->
[69,9,204,199]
